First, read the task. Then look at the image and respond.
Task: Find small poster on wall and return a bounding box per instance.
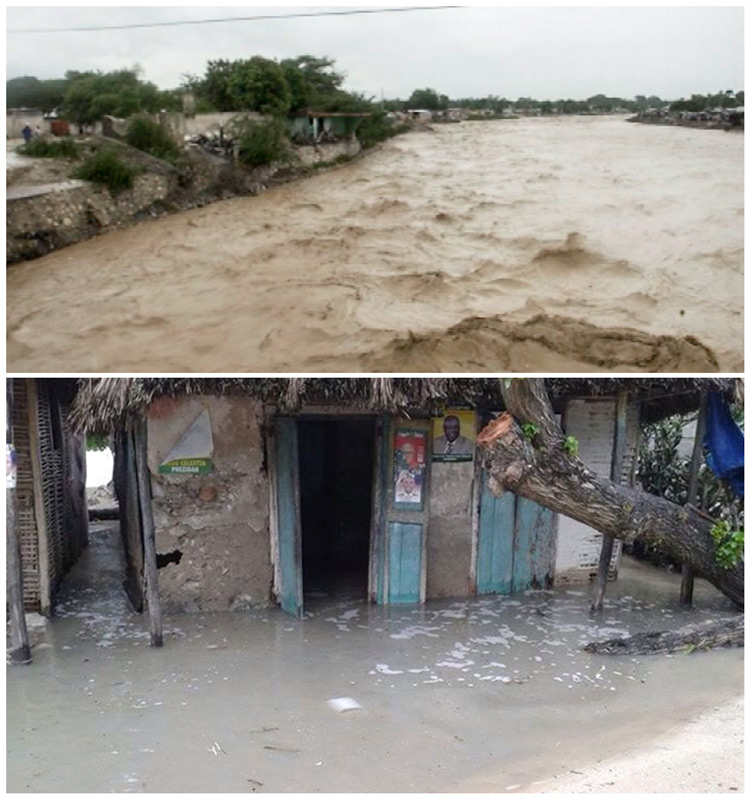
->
[432,409,476,462]
[159,408,214,475]
[393,429,427,510]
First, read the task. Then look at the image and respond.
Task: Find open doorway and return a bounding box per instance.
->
[297,417,376,602]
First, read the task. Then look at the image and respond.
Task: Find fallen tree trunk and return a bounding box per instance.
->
[88,506,119,521]
[477,379,744,607]
[584,616,744,655]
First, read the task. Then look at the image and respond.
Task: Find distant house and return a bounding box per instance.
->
[287,111,371,143]
[406,109,433,122]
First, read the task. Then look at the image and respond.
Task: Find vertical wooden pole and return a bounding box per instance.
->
[7,379,31,664]
[134,418,163,647]
[680,392,708,605]
[591,391,628,613]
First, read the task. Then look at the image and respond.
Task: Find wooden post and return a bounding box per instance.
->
[591,391,628,613]
[7,379,31,664]
[134,418,163,647]
[680,392,708,606]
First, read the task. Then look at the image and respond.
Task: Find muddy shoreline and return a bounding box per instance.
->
[6,134,385,264]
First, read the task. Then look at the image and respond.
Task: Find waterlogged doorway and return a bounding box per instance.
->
[298,418,376,602]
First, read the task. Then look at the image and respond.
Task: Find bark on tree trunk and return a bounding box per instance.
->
[477,379,744,608]
[584,616,743,655]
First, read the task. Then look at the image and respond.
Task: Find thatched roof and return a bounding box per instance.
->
[68,378,741,433]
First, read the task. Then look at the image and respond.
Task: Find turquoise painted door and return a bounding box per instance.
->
[476,480,514,594]
[373,417,431,604]
[477,474,557,595]
[275,417,303,617]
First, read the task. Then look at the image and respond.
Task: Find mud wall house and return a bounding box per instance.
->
[8,378,88,616]
[6,108,45,138]
[68,378,734,619]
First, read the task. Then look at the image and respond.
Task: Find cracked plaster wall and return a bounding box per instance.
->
[146,395,271,613]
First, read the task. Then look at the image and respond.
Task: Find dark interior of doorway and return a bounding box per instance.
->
[298,418,375,602]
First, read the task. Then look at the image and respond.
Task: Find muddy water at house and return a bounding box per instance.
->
[7,116,743,372]
[7,523,743,792]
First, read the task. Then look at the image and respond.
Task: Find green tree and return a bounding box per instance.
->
[281,55,344,112]
[229,57,291,116]
[7,75,69,112]
[407,88,445,110]
[203,59,237,111]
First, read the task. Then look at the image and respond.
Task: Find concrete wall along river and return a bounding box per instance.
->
[6,115,743,372]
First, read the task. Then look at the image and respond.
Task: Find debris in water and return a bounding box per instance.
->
[327,697,363,713]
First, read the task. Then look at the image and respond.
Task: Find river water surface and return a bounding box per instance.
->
[7,116,743,372]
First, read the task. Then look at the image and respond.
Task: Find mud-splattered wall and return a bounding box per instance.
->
[147,396,271,613]
[426,460,475,598]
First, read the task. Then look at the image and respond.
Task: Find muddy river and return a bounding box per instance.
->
[7,116,743,372]
[6,523,744,792]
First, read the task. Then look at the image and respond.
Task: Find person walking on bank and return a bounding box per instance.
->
[22,124,32,144]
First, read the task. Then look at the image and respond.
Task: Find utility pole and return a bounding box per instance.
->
[7,379,31,664]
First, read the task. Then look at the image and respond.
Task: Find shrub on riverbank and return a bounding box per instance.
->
[73,148,139,194]
[358,112,411,149]
[126,116,180,162]
[236,117,293,167]
[21,136,79,159]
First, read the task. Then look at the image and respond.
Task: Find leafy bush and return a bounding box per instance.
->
[236,117,292,168]
[125,116,180,161]
[73,149,139,194]
[21,136,79,159]
[710,520,744,569]
[357,112,410,149]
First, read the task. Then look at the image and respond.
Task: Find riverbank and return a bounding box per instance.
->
[628,114,743,132]
[6,133,384,264]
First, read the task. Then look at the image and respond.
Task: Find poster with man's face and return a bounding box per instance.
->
[393,429,427,509]
[432,409,476,462]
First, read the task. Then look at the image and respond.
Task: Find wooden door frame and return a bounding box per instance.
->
[268,408,381,611]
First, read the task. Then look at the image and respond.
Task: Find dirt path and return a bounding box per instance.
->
[7,116,743,372]
[528,696,743,793]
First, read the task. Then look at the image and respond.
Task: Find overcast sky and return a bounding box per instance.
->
[6,5,744,101]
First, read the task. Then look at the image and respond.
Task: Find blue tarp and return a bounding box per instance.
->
[704,392,744,497]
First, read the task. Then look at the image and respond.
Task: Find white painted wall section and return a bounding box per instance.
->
[554,398,640,584]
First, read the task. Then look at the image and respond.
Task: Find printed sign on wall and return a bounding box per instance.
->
[393,428,427,510]
[432,409,476,462]
[159,408,214,475]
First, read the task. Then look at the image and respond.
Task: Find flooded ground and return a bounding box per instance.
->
[7,522,743,792]
[7,116,743,372]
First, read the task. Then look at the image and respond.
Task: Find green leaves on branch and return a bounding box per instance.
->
[563,435,579,457]
[710,520,744,569]
[521,422,540,442]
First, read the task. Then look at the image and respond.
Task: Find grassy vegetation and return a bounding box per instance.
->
[235,117,293,168]
[357,112,411,150]
[21,136,79,159]
[73,148,139,194]
[125,116,180,161]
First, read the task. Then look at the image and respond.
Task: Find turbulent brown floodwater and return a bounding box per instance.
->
[7,116,743,372]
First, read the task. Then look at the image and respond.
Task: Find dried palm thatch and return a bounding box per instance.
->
[68,377,741,433]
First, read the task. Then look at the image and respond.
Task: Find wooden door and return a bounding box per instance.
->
[372,416,431,604]
[477,472,557,594]
[274,417,303,617]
